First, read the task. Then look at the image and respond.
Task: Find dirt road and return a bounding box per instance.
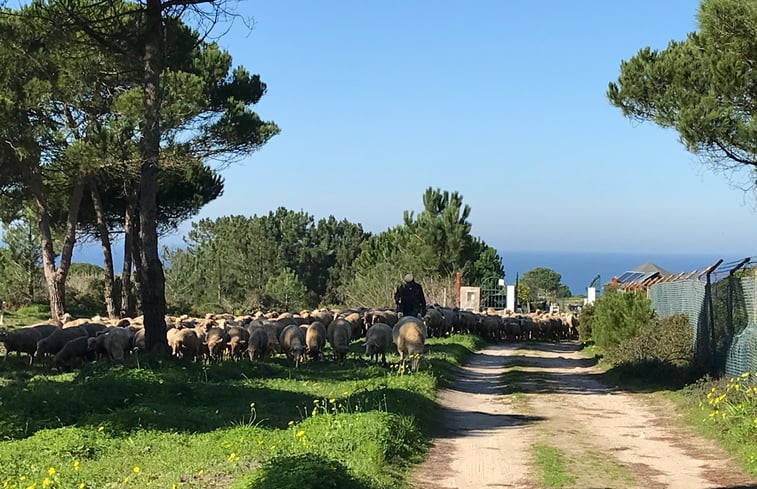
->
[411,341,756,489]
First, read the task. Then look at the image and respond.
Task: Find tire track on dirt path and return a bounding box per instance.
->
[411,341,757,489]
[411,344,541,489]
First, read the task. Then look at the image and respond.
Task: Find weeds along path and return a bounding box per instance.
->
[410,342,756,489]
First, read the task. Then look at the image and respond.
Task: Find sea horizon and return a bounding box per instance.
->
[499,250,755,297]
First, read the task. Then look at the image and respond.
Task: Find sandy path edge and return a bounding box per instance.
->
[409,341,756,489]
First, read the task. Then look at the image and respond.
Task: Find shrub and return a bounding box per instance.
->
[591,289,654,350]
[605,314,693,367]
[577,303,594,342]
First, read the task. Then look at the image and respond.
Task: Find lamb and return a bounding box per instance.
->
[279,324,306,367]
[226,326,250,360]
[167,328,200,361]
[246,327,269,360]
[35,326,89,361]
[305,321,327,361]
[392,316,426,372]
[327,318,352,363]
[364,323,393,365]
[0,327,43,365]
[53,336,93,370]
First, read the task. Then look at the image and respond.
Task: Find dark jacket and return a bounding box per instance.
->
[394,280,427,317]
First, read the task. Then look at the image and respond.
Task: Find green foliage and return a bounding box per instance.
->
[577,303,595,342]
[263,268,308,311]
[674,373,757,476]
[0,211,43,307]
[520,267,571,303]
[591,289,654,350]
[0,335,482,488]
[164,210,367,313]
[350,188,503,304]
[604,314,694,369]
[608,0,757,176]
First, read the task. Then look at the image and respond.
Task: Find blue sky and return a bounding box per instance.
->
[171,0,756,256]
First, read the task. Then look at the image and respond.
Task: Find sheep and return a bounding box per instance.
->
[80,322,108,337]
[35,326,89,361]
[0,327,43,365]
[279,324,306,367]
[131,327,146,351]
[392,316,426,372]
[87,327,132,362]
[327,318,352,363]
[205,327,229,362]
[305,321,327,361]
[167,328,201,361]
[30,323,60,340]
[53,336,93,370]
[364,322,393,365]
[226,326,250,360]
[247,327,269,360]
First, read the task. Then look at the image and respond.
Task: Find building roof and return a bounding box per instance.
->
[631,262,671,276]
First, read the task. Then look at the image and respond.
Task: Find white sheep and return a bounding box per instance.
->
[392,316,426,372]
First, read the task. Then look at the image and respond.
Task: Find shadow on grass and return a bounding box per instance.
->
[232,453,378,489]
[0,353,447,440]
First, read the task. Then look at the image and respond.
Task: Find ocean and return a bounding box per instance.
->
[498,250,753,297]
[73,242,750,298]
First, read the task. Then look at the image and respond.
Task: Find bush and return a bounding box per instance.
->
[591,289,654,350]
[605,314,693,367]
[577,303,594,342]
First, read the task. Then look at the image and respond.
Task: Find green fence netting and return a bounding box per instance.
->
[648,274,757,378]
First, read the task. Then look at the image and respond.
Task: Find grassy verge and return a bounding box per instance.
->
[666,373,757,477]
[0,334,484,489]
[531,444,575,488]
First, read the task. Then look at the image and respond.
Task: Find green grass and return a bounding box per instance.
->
[1,304,52,328]
[667,373,757,477]
[0,334,484,488]
[531,444,575,488]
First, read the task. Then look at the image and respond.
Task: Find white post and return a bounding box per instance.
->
[506,285,515,312]
[587,287,596,304]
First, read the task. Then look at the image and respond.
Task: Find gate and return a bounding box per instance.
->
[480,275,506,310]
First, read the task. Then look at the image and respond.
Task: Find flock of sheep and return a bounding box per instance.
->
[0,305,578,372]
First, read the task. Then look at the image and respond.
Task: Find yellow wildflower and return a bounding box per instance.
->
[73,461,80,472]
[47,468,55,477]
[123,476,129,483]
[132,466,140,474]
[296,430,305,438]
[97,426,104,432]
[227,452,239,462]
[78,483,86,489]
[41,478,51,489]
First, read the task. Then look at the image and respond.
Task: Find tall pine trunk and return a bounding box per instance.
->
[90,182,118,319]
[139,0,169,355]
[121,189,137,318]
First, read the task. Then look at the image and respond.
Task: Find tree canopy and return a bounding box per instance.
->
[608,0,757,186]
[348,188,503,306]
[520,267,572,304]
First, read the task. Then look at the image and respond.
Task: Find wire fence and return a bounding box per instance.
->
[645,257,757,378]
